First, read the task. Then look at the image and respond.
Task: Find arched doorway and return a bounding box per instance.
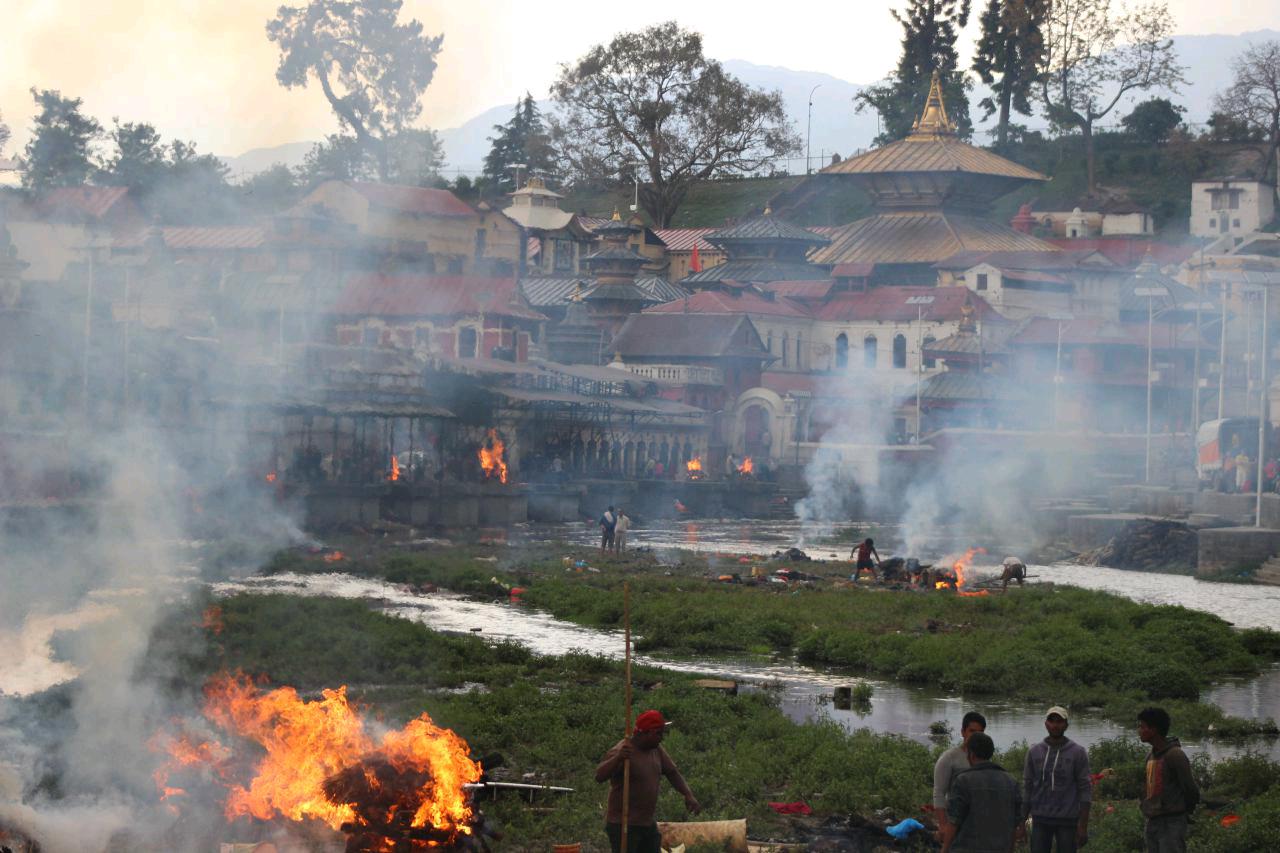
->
[835,333,849,369]
[743,405,771,460]
[893,334,907,368]
[863,335,877,368]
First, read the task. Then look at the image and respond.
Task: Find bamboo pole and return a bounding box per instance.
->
[620,581,632,853]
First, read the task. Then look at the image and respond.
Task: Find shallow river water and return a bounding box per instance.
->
[214,538,1280,762]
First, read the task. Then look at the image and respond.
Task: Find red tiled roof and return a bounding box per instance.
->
[35,186,132,220]
[832,262,875,277]
[164,226,265,250]
[347,182,476,218]
[1043,238,1199,269]
[527,236,541,259]
[644,287,810,318]
[333,274,545,321]
[813,286,1005,323]
[1010,317,1208,349]
[653,227,719,252]
[761,279,836,300]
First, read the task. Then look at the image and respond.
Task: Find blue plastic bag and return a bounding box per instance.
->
[885,817,925,839]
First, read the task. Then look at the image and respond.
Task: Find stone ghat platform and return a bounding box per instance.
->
[300,478,784,530]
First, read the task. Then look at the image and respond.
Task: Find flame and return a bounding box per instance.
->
[738,457,754,475]
[951,547,987,589]
[202,605,224,636]
[477,429,508,484]
[686,457,703,473]
[265,471,277,483]
[323,550,346,563]
[155,673,481,843]
[388,456,401,482]
[935,580,949,590]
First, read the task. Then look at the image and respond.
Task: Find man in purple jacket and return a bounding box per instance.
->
[1020,706,1092,852]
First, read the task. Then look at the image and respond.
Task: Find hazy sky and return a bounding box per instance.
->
[3,1,1278,158]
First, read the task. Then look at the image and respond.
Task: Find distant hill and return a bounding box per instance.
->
[221,29,1280,180]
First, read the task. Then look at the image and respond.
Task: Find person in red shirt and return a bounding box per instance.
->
[596,710,701,853]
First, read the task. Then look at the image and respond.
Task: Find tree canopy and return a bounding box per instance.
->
[1214,40,1280,183]
[972,0,1046,148]
[483,94,554,193]
[266,0,443,180]
[1037,0,1184,194]
[856,0,974,144]
[22,89,102,189]
[550,21,797,227]
[299,128,444,185]
[0,111,10,160]
[1121,97,1185,145]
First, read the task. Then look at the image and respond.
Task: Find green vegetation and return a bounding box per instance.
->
[166,586,1280,851]
[280,542,1280,739]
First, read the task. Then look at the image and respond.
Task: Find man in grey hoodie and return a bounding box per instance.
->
[933,711,987,840]
[1021,706,1091,852]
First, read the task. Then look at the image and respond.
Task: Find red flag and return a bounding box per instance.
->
[690,242,702,273]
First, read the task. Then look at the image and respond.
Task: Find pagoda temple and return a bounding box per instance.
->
[813,72,1057,284]
[679,208,830,288]
[581,210,655,335]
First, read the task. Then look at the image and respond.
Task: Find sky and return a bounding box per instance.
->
[3,0,1279,159]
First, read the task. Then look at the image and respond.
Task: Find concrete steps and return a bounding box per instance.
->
[1256,556,1280,586]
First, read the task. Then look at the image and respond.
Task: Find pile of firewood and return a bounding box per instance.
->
[1076,519,1197,572]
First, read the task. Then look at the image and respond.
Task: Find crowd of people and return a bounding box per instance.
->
[597,705,1199,853]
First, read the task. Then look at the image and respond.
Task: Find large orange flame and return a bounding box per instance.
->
[477,429,508,484]
[387,456,401,482]
[155,673,482,842]
[737,457,754,475]
[686,457,703,473]
[951,547,987,589]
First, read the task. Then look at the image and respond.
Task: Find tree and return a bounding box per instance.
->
[98,120,168,193]
[972,0,1047,148]
[550,21,797,227]
[1121,97,1185,144]
[238,163,304,212]
[855,0,974,144]
[22,89,102,189]
[483,94,554,192]
[148,140,235,224]
[1037,0,1185,194]
[1214,41,1280,183]
[1206,110,1264,144]
[266,0,443,180]
[0,111,10,159]
[299,129,443,185]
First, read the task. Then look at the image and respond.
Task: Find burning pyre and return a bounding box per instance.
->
[154,673,484,851]
[685,457,704,480]
[737,457,754,476]
[387,455,401,482]
[935,546,989,595]
[476,430,508,484]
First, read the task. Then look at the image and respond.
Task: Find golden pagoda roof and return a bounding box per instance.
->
[821,72,1048,183]
[809,210,1058,266]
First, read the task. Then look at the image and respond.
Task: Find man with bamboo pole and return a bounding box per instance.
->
[596,709,701,853]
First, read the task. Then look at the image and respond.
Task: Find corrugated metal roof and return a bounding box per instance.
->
[1010,317,1209,349]
[813,286,1005,323]
[347,182,475,218]
[924,333,1008,357]
[35,186,132,219]
[680,258,830,285]
[917,371,1029,401]
[520,275,687,308]
[610,314,770,359]
[653,228,719,251]
[706,214,831,247]
[934,249,1092,271]
[162,226,266,250]
[821,135,1047,182]
[761,279,836,300]
[811,212,1057,266]
[334,274,545,321]
[645,288,810,318]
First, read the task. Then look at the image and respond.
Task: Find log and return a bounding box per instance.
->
[658,819,748,852]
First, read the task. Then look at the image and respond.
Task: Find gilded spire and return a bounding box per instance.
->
[611,208,622,221]
[912,71,956,136]
[959,292,977,334]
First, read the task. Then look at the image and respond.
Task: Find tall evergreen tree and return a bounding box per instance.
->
[98,120,168,193]
[972,0,1047,148]
[22,89,102,189]
[856,0,973,143]
[483,94,553,192]
[0,111,10,160]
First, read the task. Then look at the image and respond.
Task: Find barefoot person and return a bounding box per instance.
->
[596,710,701,853]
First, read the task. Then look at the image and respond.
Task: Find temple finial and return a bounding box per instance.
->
[912,71,956,136]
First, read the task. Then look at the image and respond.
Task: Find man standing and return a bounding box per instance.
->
[933,712,987,839]
[596,710,701,853]
[1021,706,1091,852]
[613,509,631,555]
[599,505,616,552]
[943,732,1021,853]
[1138,707,1199,853]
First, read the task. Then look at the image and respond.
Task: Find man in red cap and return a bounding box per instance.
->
[596,709,701,853]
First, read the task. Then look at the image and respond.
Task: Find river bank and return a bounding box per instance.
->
[260,535,1280,742]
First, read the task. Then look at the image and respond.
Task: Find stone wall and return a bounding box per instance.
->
[1197,526,1280,577]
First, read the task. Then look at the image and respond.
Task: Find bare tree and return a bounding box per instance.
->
[266,0,443,181]
[1214,41,1280,183]
[1038,0,1184,194]
[550,21,798,227]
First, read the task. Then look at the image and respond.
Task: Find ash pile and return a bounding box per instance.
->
[1075,518,1197,573]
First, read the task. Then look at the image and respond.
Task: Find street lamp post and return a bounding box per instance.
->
[907,295,934,443]
[1136,286,1168,483]
[1257,284,1271,527]
[1049,313,1074,429]
[806,84,822,175]
[1219,281,1229,420]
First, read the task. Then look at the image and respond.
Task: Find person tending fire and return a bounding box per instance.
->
[850,537,881,579]
[596,710,701,853]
